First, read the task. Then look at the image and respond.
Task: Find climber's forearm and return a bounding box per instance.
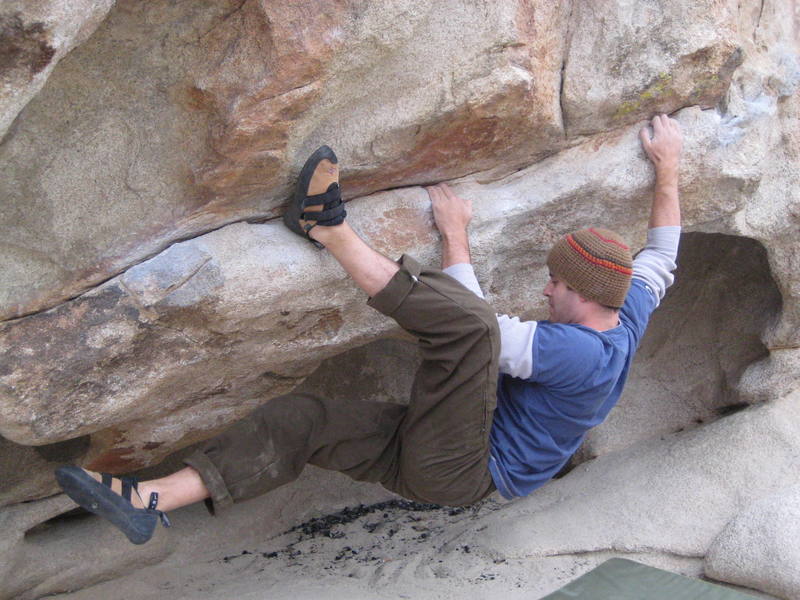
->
[440,231,471,269]
[640,115,683,228]
[649,165,681,228]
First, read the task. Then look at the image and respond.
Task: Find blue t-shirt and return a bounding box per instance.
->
[488,278,657,499]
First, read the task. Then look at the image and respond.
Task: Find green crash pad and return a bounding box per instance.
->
[539,558,759,600]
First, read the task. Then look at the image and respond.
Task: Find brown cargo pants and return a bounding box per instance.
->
[184,255,500,511]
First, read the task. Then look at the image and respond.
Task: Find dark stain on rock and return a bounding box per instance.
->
[286,308,344,343]
[686,46,743,107]
[260,371,302,384]
[33,435,91,463]
[719,46,744,73]
[85,446,137,473]
[170,383,232,411]
[1,285,138,383]
[182,85,216,112]
[82,286,127,324]
[716,402,750,417]
[143,441,163,451]
[0,14,56,76]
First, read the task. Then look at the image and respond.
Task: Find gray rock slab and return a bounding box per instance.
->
[705,485,800,600]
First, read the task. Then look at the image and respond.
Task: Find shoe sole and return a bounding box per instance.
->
[55,466,157,545]
[283,145,338,242]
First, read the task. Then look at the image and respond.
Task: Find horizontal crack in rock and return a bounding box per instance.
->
[0,108,710,325]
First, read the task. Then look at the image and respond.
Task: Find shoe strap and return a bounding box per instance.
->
[158,512,172,528]
[303,223,326,249]
[147,492,172,528]
[302,183,345,226]
[121,477,136,502]
[100,472,171,528]
[302,201,346,223]
[298,183,344,249]
[100,472,138,503]
[304,182,341,206]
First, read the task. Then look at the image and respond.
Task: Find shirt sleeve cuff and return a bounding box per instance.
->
[632,226,681,303]
[644,226,681,260]
[442,263,485,299]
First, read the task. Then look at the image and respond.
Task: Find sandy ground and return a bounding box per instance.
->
[48,494,774,600]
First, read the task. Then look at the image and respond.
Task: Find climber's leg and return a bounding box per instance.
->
[309,222,400,298]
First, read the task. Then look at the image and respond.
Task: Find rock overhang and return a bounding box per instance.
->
[1,104,796,466]
[1,1,799,598]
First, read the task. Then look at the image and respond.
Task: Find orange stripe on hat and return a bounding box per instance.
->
[588,227,630,250]
[566,234,634,275]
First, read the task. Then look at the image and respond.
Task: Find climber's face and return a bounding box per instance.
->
[543,273,584,324]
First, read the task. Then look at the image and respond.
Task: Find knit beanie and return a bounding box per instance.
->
[546,227,633,308]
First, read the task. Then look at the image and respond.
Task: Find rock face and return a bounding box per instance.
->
[0,0,766,323]
[705,485,800,600]
[562,0,744,135]
[3,105,795,482]
[0,0,115,140]
[0,0,799,598]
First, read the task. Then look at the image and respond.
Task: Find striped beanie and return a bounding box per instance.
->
[546,227,633,308]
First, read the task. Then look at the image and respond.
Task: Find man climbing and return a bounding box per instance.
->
[56,114,683,544]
